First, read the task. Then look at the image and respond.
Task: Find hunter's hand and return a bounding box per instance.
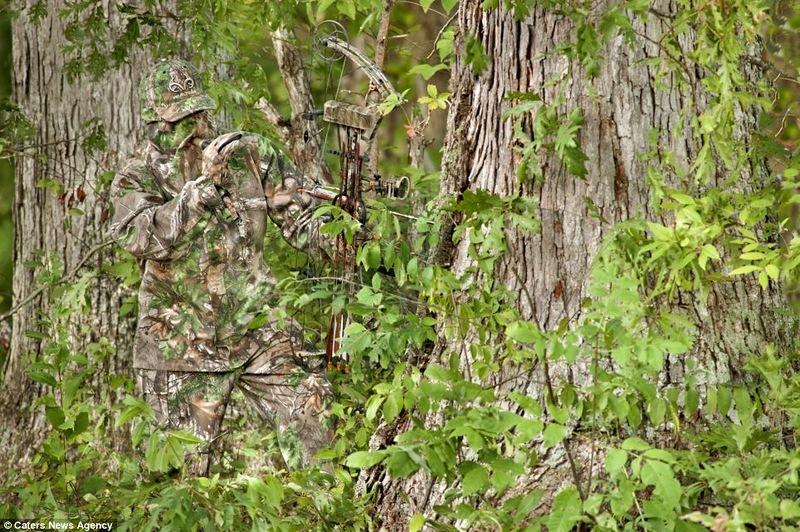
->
[195,175,223,208]
[202,131,247,188]
[265,177,313,212]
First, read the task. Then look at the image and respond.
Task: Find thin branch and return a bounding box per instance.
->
[255,97,290,138]
[270,26,333,184]
[396,0,448,18]
[0,239,115,324]
[374,1,394,69]
[426,12,458,61]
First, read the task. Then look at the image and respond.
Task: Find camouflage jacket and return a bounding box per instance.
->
[111,135,327,372]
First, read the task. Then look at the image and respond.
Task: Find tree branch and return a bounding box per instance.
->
[269,26,333,185]
[0,239,115,324]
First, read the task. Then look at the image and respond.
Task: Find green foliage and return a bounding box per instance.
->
[2,255,377,530]
[8,0,800,531]
[505,91,589,181]
[330,1,800,530]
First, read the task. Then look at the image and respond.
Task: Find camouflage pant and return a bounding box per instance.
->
[137,352,331,476]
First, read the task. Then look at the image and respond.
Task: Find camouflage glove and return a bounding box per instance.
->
[194,175,223,208]
[202,131,254,189]
[265,177,314,213]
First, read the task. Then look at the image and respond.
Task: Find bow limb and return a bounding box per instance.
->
[320,36,400,102]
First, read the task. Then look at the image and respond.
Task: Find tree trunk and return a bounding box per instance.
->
[0,0,151,477]
[368,0,790,526]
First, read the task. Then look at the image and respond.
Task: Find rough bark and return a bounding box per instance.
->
[367,0,790,526]
[0,320,9,355]
[0,0,152,477]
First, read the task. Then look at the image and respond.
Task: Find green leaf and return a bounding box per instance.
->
[542,423,567,448]
[642,449,676,464]
[365,242,382,270]
[71,410,90,438]
[509,392,543,416]
[717,386,732,416]
[269,476,287,507]
[408,63,448,80]
[383,388,403,423]
[605,448,628,475]
[461,462,490,496]
[169,430,204,444]
[365,395,384,422]
[425,364,455,382]
[27,371,58,387]
[740,252,766,261]
[729,265,760,275]
[669,192,696,205]
[339,0,356,19]
[780,500,800,520]
[466,35,490,75]
[749,198,773,209]
[386,450,421,477]
[116,395,156,426]
[641,460,681,510]
[621,437,650,451]
[513,489,545,523]
[647,222,674,241]
[490,457,524,492]
[701,244,720,261]
[648,397,667,426]
[515,418,544,443]
[78,475,107,497]
[441,0,458,13]
[507,320,541,343]
[345,450,386,469]
[765,263,780,280]
[409,514,426,532]
[356,286,382,307]
[142,431,197,472]
[685,387,700,416]
[45,405,66,429]
[547,486,583,532]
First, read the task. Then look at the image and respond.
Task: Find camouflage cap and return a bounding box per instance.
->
[141,59,217,124]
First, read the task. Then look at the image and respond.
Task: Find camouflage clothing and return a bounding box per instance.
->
[111,61,334,471]
[138,352,331,475]
[112,132,328,372]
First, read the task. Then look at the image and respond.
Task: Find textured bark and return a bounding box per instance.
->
[0,320,9,355]
[0,0,153,477]
[368,0,790,526]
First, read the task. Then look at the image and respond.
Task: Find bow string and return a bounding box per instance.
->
[302,23,408,372]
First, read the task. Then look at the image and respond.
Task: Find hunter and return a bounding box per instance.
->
[110,59,332,476]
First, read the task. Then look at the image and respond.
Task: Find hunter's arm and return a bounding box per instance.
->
[110,160,220,261]
[262,149,334,261]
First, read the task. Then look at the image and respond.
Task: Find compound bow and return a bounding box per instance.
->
[302,25,407,371]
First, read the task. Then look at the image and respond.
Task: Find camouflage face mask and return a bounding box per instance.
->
[153,113,210,151]
[174,117,200,149]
